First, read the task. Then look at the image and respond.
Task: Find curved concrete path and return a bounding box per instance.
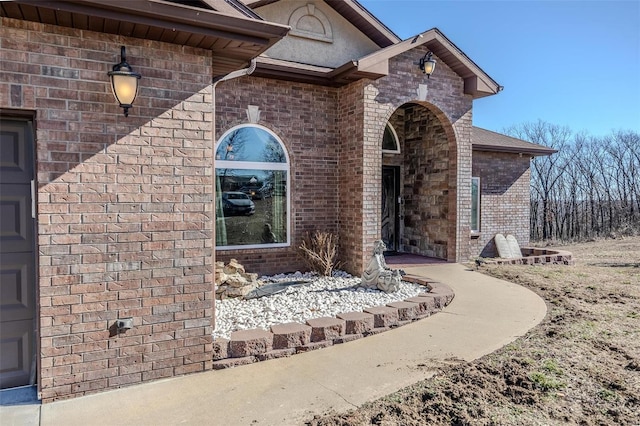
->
[2,263,547,426]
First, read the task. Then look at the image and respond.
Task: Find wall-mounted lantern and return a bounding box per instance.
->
[419,51,436,78]
[108,46,141,117]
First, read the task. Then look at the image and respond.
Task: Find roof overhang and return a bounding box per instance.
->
[252,28,502,97]
[472,144,558,156]
[0,0,290,78]
[352,28,503,98]
[472,127,557,156]
[252,57,385,87]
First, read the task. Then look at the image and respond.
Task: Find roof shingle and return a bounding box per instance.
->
[472,127,557,156]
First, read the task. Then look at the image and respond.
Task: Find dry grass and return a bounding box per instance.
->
[298,231,342,276]
[308,237,640,425]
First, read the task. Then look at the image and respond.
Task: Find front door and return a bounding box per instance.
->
[0,118,36,389]
[381,166,400,252]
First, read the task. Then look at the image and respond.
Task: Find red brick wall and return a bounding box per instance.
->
[338,80,368,274]
[1,17,214,402]
[470,151,532,257]
[214,76,340,275]
[363,47,473,263]
[215,46,477,276]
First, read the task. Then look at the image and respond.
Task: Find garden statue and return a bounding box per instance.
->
[261,223,276,243]
[361,240,403,293]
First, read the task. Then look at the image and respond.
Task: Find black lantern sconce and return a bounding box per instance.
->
[419,51,436,78]
[108,46,141,117]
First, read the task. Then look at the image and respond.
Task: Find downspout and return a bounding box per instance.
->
[211,58,257,332]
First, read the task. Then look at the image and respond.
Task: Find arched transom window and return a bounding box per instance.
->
[382,123,400,153]
[215,124,290,249]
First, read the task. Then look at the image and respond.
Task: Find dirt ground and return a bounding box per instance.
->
[307,237,640,425]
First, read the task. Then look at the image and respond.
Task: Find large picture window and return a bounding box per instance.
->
[215,125,290,249]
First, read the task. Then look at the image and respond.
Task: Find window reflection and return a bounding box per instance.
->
[215,125,289,249]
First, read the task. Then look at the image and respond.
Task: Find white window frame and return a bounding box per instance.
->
[382,123,401,154]
[471,176,481,233]
[215,124,291,250]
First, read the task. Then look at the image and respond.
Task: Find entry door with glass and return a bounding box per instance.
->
[381,166,400,253]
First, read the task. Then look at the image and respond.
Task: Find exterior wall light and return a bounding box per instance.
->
[419,51,436,78]
[108,46,141,117]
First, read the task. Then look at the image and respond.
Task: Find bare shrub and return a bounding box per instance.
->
[298,231,342,276]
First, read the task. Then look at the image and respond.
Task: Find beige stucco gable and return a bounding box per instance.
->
[255,0,381,67]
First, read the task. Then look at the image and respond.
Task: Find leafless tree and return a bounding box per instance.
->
[505,121,639,242]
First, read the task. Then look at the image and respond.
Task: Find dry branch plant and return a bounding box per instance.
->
[298,231,342,276]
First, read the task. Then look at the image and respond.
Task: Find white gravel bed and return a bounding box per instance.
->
[213,271,427,340]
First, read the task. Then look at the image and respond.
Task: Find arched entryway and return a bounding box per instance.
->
[380,102,458,261]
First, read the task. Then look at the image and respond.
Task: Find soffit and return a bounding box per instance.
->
[252,56,380,87]
[0,0,290,77]
[472,127,557,156]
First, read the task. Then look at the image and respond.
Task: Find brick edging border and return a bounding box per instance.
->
[483,248,574,266]
[211,275,454,369]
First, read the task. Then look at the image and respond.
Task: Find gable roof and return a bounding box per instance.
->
[0,0,290,78]
[253,27,502,98]
[472,127,557,156]
[244,0,400,47]
[341,28,502,98]
[244,1,501,98]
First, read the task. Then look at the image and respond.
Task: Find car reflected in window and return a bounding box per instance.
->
[221,192,255,216]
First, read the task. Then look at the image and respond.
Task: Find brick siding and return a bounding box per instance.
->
[364,48,473,263]
[1,17,214,402]
[1,16,496,402]
[214,77,340,275]
[470,151,532,257]
[215,46,475,277]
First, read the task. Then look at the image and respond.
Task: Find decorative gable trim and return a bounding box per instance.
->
[288,3,333,43]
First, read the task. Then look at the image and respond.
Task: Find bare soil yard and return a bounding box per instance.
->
[308,237,640,425]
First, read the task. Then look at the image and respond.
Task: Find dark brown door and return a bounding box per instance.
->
[0,118,36,389]
[381,166,400,252]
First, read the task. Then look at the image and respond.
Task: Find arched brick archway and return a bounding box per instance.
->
[378,101,459,261]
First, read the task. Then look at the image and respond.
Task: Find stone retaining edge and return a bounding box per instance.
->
[212,279,454,370]
[483,248,574,266]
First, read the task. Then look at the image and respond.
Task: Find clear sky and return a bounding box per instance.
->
[359,0,640,137]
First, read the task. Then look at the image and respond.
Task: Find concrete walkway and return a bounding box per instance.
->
[1,263,547,426]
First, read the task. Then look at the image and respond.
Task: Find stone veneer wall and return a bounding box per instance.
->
[1,17,215,402]
[402,106,450,259]
[470,151,531,257]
